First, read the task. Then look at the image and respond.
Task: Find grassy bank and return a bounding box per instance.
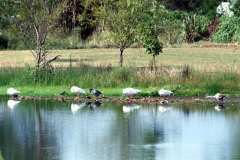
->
[0,47,240,97]
[0,65,239,98]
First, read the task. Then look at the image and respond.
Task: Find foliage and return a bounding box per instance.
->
[139,21,163,57]
[183,12,211,42]
[0,151,3,160]
[231,0,240,16]
[160,0,202,12]
[211,16,240,43]
[110,67,135,86]
[136,1,163,85]
[0,34,8,49]
[159,10,185,44]
[199,0,223,19]
[58,0,102,40]
[0,0,67,82]
[232,26,240,42]
[0,1,17,30]
[103,0,139,66]
[1,0,240,49]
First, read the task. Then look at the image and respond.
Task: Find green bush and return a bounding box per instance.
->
[0,34,8,50]
[0,151,4,160]
[110,67,134,86]
[199,0,222,20]
[211,16,240,43]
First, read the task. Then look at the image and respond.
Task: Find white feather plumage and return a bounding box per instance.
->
[122,88,141,97]
[71,86,86,98]
[7,88,20,95]
[158,89,173,96]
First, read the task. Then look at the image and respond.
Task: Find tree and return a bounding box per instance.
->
[57,0,101,40]
[0,1,15,32]
[0,0,65,82]
[103,0,138,66]
[137,1,163,85]
[231,0,240,16]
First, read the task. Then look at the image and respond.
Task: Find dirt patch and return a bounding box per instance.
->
[8,95,239,104]
[190,42,240,48]
[208,17,221,37]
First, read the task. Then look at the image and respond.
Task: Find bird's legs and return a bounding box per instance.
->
[12,94,18,100]
[161,96,169,103]
[94,95,99,100]
[217,97,224,103]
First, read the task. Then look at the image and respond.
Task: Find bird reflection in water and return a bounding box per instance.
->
[123,103,141,113]
[214,103,227,111]
[158,104,172,113]
[71,102,89,113]
[7,100,21,109]
[87,101,102,109]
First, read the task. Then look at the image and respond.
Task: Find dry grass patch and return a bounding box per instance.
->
[1,47,240,72]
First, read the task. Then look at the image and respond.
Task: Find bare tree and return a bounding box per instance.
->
[1,0,65,82]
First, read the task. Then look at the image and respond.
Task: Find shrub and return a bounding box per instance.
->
[211,16,240,43]
[110,67,134,86]
[0,34,8,50]
[0,151,4,160]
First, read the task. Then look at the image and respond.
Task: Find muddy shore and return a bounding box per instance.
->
[9,95,240,103]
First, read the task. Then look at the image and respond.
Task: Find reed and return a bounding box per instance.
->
[0,63,239,97]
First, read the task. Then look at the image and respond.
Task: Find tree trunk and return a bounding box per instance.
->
[153,55,156,86]
[119,47,124,67]
[34,68,38,83]
[34,38,42,83]
[72,0,76,31]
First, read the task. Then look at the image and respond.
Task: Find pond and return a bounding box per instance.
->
[1,99,240,160]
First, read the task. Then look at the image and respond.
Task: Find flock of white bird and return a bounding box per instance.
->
[6,87,228,112]
[7,86,228,103]
[7,86,174,99]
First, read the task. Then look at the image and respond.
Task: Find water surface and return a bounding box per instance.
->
[1,99,240,160]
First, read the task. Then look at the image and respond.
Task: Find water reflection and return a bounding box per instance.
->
[71,102,88,113]
[122,103,141,113]
[214,103,227,111]
[1,100,240,160]
[71,101,102,113]
[7,99,21,109]
[88,101,102,109]
[158,104,173,113]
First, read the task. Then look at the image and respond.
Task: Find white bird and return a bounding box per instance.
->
[158,89,173,99]
[7,100,21,109]
[122,88,141,99]
[123,103,141,113]
[205,93,227,102]
[71,86,86,98]
[7,88,20,99]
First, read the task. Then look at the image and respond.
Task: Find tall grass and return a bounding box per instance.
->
[0,151,3,160]
[0,63,239,96]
